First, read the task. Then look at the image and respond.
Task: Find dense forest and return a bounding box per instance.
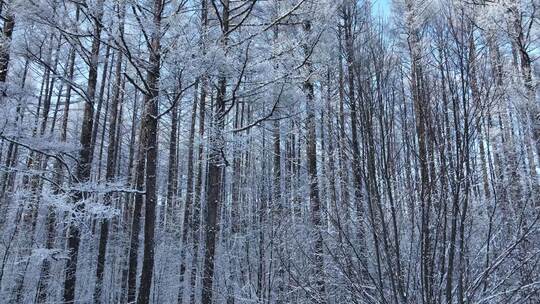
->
[0,0,539,303]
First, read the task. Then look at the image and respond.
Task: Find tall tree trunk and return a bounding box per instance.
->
[303,18,326,304]
[166,100,179,230]
[405,1,433,302]
[63,1,104,301]
[343,3,367,275]
[201,0,228,302]
[136,1,163,303]
[177,81,198,303]
[201,56,226,304]
[94,3,126,302]
[91,44,112,160]
[189,1,208,301]
[0,1,14,85]
[336,24,350,237]
[190,76,207,304]
[127,97,146,304]
[35,35,66,304]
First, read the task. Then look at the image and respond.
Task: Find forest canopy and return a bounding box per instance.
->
[0,0,539,303]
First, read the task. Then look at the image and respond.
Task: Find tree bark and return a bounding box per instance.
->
[63,1,104,301]
[94,3,126,302]
[303,18,326,304]
[136,1,163,303]
[0,1,14,85]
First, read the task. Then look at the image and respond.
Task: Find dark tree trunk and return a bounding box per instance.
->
[190,75,206,304]
[63,1,104,302]
[0,3,14,85]
[201,69,226,304]
[201,0,228,303]
[166,99,179,230]
[94,3,126,302]
[136,1,163,303]
[303,18,326,304]
[127,99,146,304]
[177,81,198,304]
